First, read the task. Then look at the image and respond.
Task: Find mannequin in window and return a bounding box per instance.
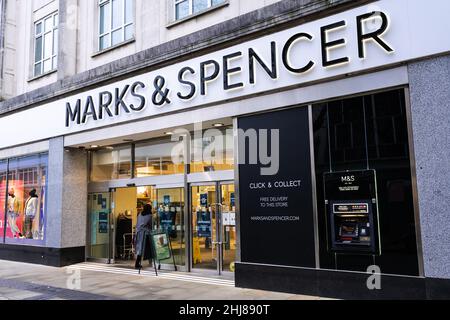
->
[24,189,39,239]
[7,188,21,238]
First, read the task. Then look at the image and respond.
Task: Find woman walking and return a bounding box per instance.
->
[134,204,153,270]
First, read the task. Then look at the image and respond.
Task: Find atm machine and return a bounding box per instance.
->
[324,170,380,255]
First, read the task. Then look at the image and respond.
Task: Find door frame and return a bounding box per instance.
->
[86,190,114,264]
[188,180,234,275]
[110,185,187,269]
[87,174,236,276]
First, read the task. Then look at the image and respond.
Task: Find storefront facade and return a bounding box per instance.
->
[1,0,450,299]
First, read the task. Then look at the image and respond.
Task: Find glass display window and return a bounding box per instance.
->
[1,154,48,244]
[0,160,7,239]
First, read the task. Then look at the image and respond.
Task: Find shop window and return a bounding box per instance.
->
[99,0,134,51]
[90,146,132,181]
[0,160,7,239]
[1,154,48,244]
[175,0,225,20]
[134,141,185,178]
[34,12,58,77]
[190,127,234,173]
[87,192,111,260]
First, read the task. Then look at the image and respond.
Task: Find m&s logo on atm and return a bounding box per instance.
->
[341,175,356,183]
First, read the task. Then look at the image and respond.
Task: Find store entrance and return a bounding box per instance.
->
[190,182,236,275]
[87,186,185,269]
[87,182,236,275]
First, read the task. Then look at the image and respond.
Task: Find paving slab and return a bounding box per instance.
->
[0,260,327,300]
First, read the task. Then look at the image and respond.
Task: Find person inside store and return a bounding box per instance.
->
[134,203,153,270]
[24,189,39,239]
[7,188,21,238]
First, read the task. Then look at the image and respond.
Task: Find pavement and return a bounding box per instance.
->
[0,260,327,300]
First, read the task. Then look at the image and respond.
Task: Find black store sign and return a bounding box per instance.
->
[238,107,315,268]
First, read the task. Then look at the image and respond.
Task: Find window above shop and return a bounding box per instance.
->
[190,127,234,173]
[173,0,228,22]
[98,0,134,51]
[33,12,58,77]
[135,140,185,178]
[90,145,132,181]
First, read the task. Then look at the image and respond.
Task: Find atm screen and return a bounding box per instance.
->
[334,203,369,214]
[339,223,358,238]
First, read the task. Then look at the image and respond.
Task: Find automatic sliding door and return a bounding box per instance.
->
[155,188,185,266]
[220,183,236,272]
[87,192,112,263]
[191,184,217,270]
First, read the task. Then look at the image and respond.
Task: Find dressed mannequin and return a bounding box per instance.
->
[24,189,38,239]
[7,188,21,238]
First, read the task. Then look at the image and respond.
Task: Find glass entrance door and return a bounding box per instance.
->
[191,184,217,271]
[220,183,236,272]
[87,192,112,263]
[190,182,236,274]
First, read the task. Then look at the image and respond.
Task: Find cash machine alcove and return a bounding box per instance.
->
[324,170,380,255]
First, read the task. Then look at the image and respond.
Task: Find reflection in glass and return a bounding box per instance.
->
[135,141,185,178]
[100,2,110,34]
[190,128,234,173]
[99,0,134,50]
[4,154,48,242]
[0,161,7,241]
[90,146,132,181]
[112,29,122,46]
[176,0,189,20]
[125,24,134,41]
[112,186,185,267]
[34,12,58,77]
[125,0,133,24]
[191,185,217,270]
[312,89,420,276]
[44,17,53,32]
[35,37,42,62]
[176,0,225,20]
[193,0,208,13]
[87,192,111,260]
[221,184,236,272]
[100,35,110,51]
[155,188,185,266]
[112,0,123,29]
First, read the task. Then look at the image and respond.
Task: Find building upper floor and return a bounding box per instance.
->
[0,0,283,101]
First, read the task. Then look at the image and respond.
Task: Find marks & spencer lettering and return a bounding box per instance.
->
[65,11,394,127]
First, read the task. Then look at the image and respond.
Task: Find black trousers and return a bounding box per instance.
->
[135,255,142,268]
